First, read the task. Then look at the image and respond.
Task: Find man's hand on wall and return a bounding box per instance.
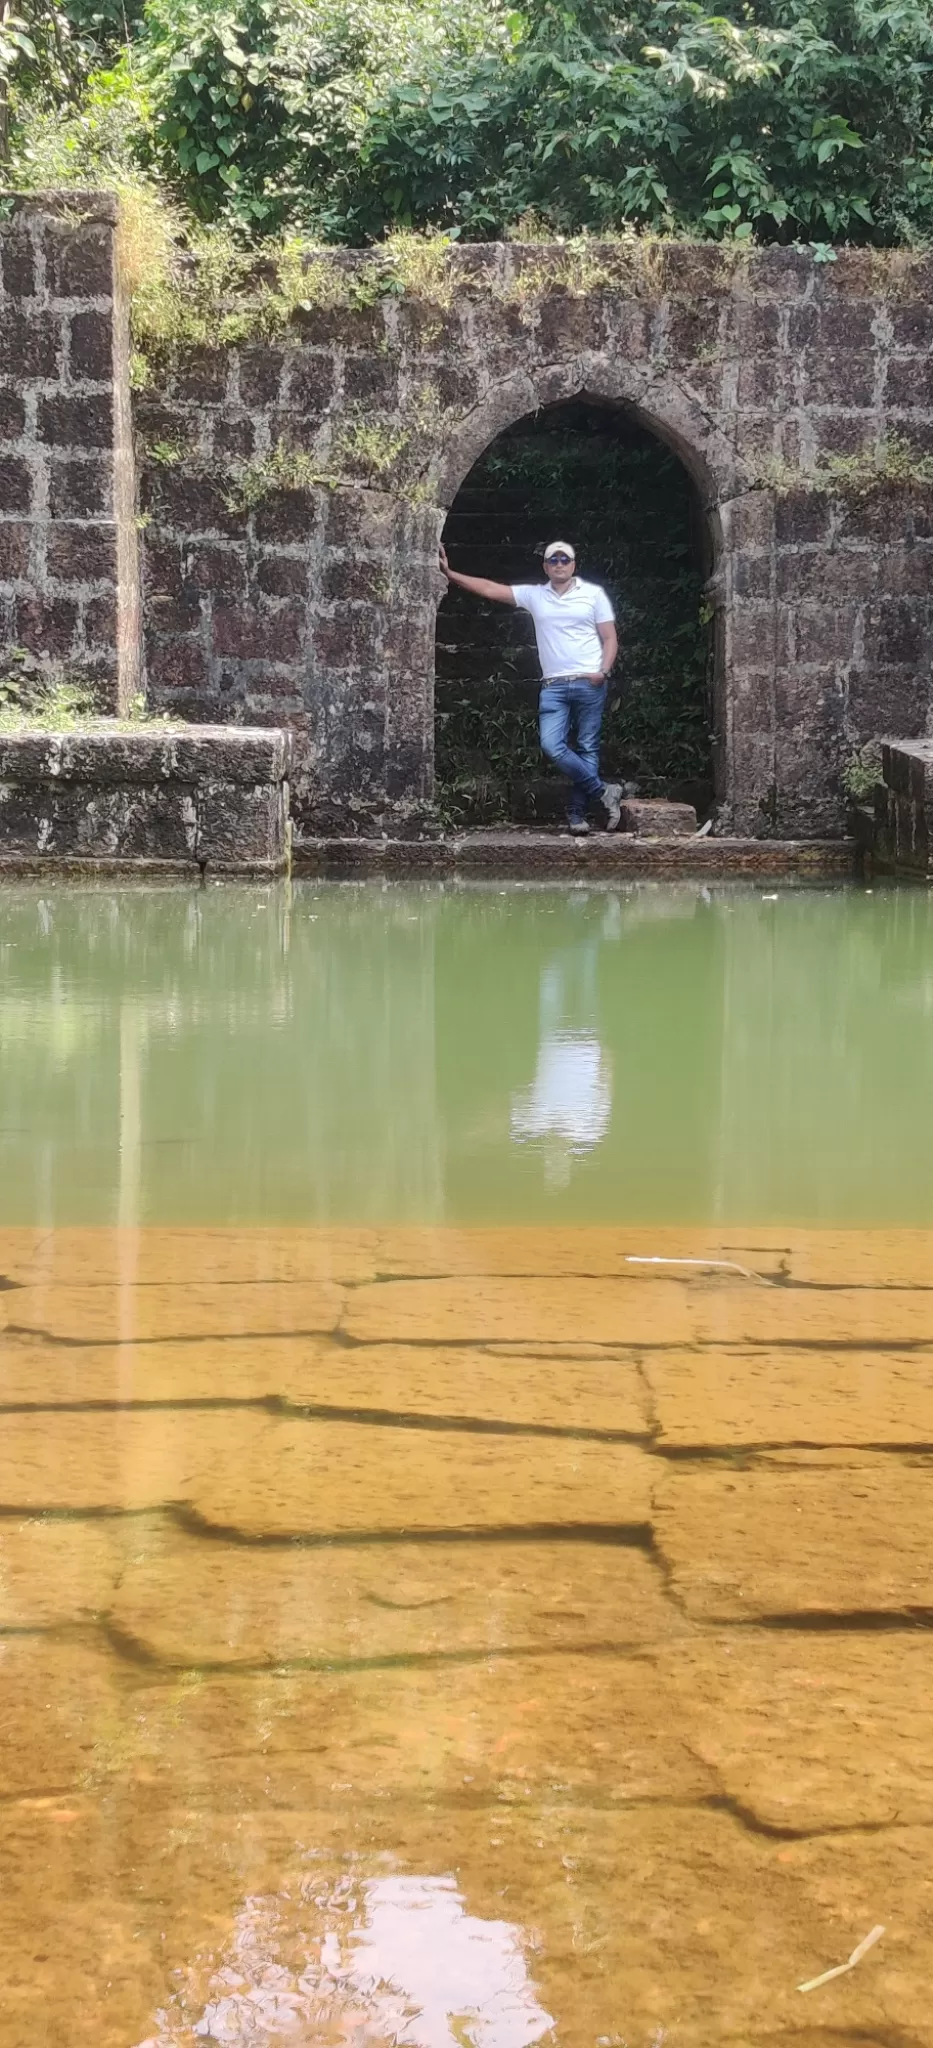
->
[438,543,450,578]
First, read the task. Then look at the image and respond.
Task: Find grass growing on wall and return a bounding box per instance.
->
[436,402,713,823]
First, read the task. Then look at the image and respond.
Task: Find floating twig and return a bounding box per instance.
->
[798,1923,885,1994]
[623,1256,774,1286]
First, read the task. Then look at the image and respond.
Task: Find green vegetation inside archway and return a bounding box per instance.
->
[435,401,714,826]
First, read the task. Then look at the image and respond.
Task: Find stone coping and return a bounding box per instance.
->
[293,833,857,880]
[0,727,291,787]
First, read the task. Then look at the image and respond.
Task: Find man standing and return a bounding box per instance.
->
[438,539,621,834]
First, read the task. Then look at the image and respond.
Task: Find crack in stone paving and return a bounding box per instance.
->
[0,1392,656,1446]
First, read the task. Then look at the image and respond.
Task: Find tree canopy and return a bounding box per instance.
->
[7,0,933,246]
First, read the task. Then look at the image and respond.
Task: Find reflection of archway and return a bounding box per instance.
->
[435,395,718,826]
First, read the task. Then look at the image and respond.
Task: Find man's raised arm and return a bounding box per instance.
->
[438,542,516,606]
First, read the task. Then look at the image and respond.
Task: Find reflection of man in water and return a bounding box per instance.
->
[511,917,613,1186]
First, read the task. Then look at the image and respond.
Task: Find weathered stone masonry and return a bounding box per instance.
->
[3,198,933,840]
[0,193,140,713]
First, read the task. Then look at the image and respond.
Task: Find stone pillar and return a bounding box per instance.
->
[0,193,140,710]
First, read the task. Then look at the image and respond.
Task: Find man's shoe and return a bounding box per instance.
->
[600,782,622,832]
[568,819,590,836]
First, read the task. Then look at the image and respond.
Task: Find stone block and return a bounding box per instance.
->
[146,467,245,539]
[213,414,255,459]
[83,592,118,648]
[534,294,606,358]
[849,666,925,736]
[620,798,697,836]
[293,301,387,350]
[721,492,774,549]
[68,309,112,382]
[322,554,387,602]
[0,309,59,381]
[56,732,170,784]
[238,348,284,408]
[383,606,434,678]
[0,389,25,441]
[188,544,248,596]
[792,605,858,664]
[864,598,928,667]
[197,781,287,866]
[14,593,79,656]
[0,734,56,779]
[281,352,336,413]
[255,553,307,597]
[891,305,933,349]
[811,412,876,460]
[38,393,112,449]
[885,357,933,409]
[46,224,113,299]
[314,608,381,668]
[736,357,784,407]
[727,603,776,666]
[141,535,186,598]
[0,520,31,580]
[144,587,200,636]
[397,302,469,357]
[735,302,782,353]
[48,455,111,519]
[47,520,116,585]
[342,356,398,407]
[146,637,211,694]
[0,231,35,298]
[0,455,32,515]
[211,599,305,660]
[172,728,289,784]
[745,244,813,298]
[805,351,877,407]
[732,553,773,600]
[172,348,227,404]
[817,302,877,351]
[834,489,911,543]
[775,549,875,601]
[252,491,322,546]
[325,489,396,551]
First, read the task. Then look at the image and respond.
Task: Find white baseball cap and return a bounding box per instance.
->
[544,540,575,560]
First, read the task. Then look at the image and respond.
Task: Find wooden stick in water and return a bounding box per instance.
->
[623,1255,774,1285]
[798,1924,885,1994]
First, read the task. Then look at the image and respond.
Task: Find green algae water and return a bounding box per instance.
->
[3,878,933,2048]
[2,877,933,1226]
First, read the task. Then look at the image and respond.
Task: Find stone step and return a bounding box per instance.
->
[621,797,698,836]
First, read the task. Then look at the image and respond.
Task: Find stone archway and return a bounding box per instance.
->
[430,371,727,826]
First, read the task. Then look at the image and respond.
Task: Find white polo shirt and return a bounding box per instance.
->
[510,576,615,681]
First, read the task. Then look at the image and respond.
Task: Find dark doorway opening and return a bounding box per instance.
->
[435,400,714,826]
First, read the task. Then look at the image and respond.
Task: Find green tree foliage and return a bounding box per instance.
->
[6,0,933,247]
[140,0,508,228]
[351,0,933,244]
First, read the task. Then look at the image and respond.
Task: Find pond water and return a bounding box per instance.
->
[2,879,933,2048]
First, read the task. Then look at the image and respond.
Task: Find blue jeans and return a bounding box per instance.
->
[539,677,607,823]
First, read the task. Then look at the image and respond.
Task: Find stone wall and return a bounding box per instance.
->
[0,727,290,873]
[4,206,933,839]
[0,194,140,711]
[869,736,933,875]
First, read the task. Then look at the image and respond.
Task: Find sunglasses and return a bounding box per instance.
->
[545,553,574,566]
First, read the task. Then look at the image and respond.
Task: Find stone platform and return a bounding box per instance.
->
[294,831,856,881]
[0,727,291,876]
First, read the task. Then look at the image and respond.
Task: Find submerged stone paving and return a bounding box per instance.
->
[1,1226,933,2046]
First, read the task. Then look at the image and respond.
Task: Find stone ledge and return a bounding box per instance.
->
[0,724,291,872]
[0,726,291,787]
[293,833,857,880]
[870,736,933,877]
